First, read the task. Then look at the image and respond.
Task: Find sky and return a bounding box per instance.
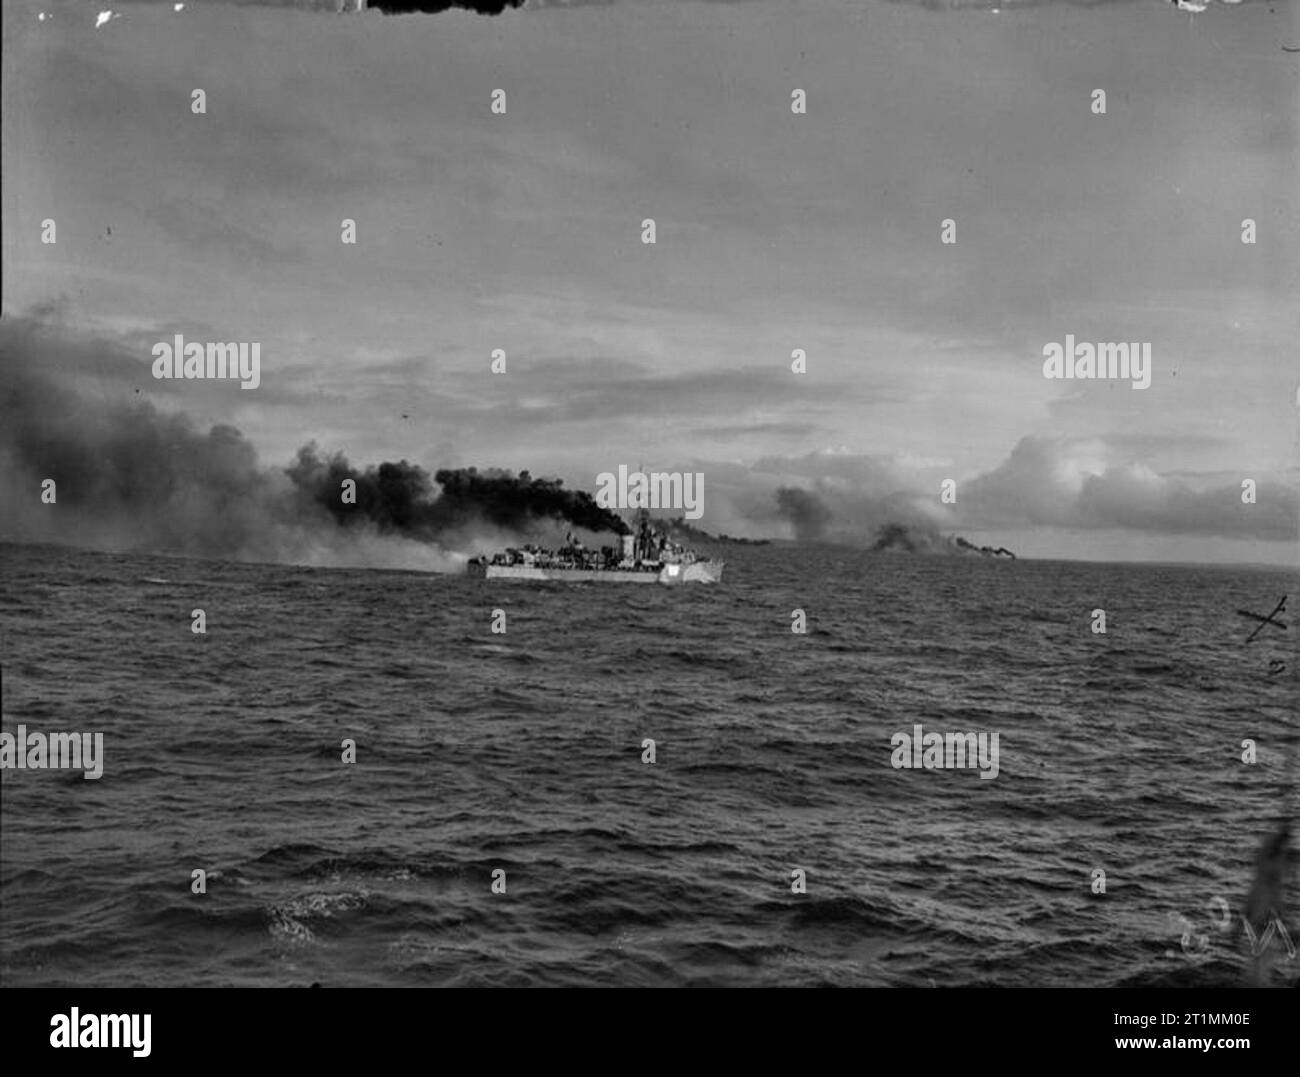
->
[3,0,1298,563]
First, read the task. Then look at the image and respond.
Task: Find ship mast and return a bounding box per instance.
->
[634,460,648,562]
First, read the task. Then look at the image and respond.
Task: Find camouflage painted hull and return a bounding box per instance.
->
[467,560,724,584]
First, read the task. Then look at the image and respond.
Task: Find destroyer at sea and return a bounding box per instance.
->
[468,509,723,584]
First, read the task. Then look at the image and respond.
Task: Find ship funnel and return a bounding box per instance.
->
[620,534,635,560]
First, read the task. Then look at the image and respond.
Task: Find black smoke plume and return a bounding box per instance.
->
[0,317,624,569]
[432,467,629,534]
[286,446,629,536]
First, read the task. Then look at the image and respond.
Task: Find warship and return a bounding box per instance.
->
[467,509,724,584]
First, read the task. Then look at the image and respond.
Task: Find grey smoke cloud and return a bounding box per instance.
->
[0,316,286,560]
[774,486,833,541]
[0,316,623,569]
[707,442,1296,548]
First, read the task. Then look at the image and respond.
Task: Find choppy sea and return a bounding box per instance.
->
[1,540,1295,987]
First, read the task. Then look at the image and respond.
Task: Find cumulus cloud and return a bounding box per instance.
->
[695,438,1295,548]
[959,436,1297,540]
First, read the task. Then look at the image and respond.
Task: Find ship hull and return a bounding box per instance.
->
[467,561,723,584]
[660,560,724,584]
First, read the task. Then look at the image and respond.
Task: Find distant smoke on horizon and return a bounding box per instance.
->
[774,486,833,542]
[772,488,996,554]
[770,477,948,548]
[868,521,1014,557]
[870,520,947,553]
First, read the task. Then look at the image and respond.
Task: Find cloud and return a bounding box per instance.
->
[960,436,1297,540]
[696,440,1296,547]
[2,313,1292,563]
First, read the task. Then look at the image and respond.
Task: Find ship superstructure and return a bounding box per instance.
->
[467,509,723,584]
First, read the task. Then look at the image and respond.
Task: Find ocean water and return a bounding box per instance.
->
[0,540,1295,988]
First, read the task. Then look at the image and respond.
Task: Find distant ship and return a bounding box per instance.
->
[467,510,724,584]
